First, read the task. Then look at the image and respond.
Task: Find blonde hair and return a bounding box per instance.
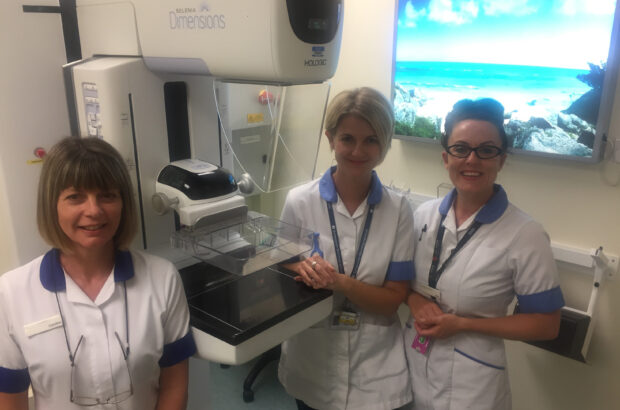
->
[324,87,394,162]
[37,137,138,252]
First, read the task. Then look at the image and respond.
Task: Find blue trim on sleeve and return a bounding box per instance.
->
[0,367,31,393]
[385,260,415,281]
[159,332,197,367]
[516,286,565,313]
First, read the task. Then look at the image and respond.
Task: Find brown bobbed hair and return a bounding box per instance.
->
[37,137,138,253]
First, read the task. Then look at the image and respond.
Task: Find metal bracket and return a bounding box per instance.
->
[551,243,618,280]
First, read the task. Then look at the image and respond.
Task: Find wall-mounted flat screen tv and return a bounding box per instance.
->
[392,0,619,162]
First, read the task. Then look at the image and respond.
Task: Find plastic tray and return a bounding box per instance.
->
[171,214,313,275]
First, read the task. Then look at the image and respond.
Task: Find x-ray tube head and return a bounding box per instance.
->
[76,0,344,84]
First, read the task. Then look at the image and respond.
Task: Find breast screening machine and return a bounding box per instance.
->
[65,0,343,364]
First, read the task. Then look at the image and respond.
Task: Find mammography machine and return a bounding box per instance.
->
[65,0,344,364]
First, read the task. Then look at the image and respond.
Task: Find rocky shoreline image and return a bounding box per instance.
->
[393,62,603,158]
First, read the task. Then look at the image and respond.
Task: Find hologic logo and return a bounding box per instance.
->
[169,2,225,30]
[312,46,325,57]
[306,46,327,66]
[305,59,327,66]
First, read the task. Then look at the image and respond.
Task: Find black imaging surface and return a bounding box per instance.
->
[179,263,331,345]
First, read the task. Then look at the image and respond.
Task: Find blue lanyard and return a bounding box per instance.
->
[326,201,375,279]
[428,214,481,289]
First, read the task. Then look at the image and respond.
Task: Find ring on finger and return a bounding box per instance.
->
[311,261,318,268]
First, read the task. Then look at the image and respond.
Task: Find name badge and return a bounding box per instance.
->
[412,281,441,301]
[329,310,360,330]
[24,314,62,337]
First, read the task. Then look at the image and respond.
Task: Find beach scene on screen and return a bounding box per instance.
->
[393,0,617,159]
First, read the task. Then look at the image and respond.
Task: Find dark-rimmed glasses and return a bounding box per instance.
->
[446,144,504,159]
[55,282,133,406]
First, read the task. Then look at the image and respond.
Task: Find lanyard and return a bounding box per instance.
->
[326,201,375,279]
[428,215,482,289]
[55,281,130,362]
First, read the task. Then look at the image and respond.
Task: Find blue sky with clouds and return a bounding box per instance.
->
[396,0,617,68]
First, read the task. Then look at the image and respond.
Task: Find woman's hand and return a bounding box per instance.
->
[284,258,409,317]
[407,289,562,341]
[284,255,339,290]
[408,291,463,339]
[414,312,463,339]
[408,292,443,329]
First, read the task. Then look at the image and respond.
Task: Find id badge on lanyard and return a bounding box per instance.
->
[329,309,361,330]
[411,214,481,355]
[326,201,374,331]
[412,333,431,355]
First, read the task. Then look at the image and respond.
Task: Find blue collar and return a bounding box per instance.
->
[438,184,508,224]
[40,249,134,292]
[318,166,383,205]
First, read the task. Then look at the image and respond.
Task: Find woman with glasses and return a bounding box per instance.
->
[0,137,196,410]
[277,87,414,410]
[404,98,564,410]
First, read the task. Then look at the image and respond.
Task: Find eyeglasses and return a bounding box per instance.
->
[446,144,504,159]
[69,332,133,405]
[55,282,133,406]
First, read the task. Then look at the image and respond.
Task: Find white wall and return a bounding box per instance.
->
[0,0,70,274]
[265,1,620,409]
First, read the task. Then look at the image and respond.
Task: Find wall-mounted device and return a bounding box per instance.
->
[520,245,617,362]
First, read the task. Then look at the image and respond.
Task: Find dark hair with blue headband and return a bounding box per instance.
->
[442,98,510,150]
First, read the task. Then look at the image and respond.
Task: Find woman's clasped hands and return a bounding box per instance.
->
[412,296,463,339]
[295,256,342,290]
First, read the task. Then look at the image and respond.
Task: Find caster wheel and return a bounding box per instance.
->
[243,389,254,403]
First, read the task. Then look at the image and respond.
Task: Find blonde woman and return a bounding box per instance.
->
[278,87,415,410]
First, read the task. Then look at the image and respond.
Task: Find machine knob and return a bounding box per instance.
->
[151,192,179,215]
[237,173,254,195]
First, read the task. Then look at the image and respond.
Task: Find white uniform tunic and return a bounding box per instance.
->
[404,185,565,410]
[0,249,196,410]
[278,167,415,410]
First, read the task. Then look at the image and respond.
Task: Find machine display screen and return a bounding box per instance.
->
[308,18,329,31]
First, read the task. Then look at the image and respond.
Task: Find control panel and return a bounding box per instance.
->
[82,82,101,137]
